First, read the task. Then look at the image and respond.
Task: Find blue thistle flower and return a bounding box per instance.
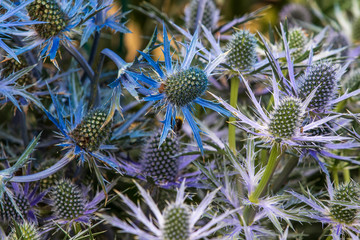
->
[226,29,257,71]
[330,183,359,224]
[184,0,219,33]
[8,221,40,240]
[129,26,231,155]
[279,3,312,27]
[287,28,308,60]
[162,204,190,240]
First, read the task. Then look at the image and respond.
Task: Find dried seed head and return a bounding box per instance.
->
[70,110,111,152]
[187,0,218,33]
[163,204,190,240]
[164,67,208,107]
[268,97,303,139]
[8,221,40,240]
[141,131,180,183]
[52,179,85,220]
[299,62,338,111]
[226,30,257,71]
[0,193,30,222]
[288,28,308,60]
[27,0,68,39]
[330,183,359,224]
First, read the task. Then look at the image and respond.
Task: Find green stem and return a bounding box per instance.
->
[229,76,239,154]
[332,168,339,188]
[271,156,299,193]
[249,143,282,203]
[343,168,350,183]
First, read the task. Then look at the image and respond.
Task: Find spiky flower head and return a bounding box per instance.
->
[52,179,85,220]
[164,67,208,107]
[163,204,190,240]
[27,0,68,39]
[352,17,360,42]
[39,160,64,190]
[330,183,359,224]
[8,221,40,240]
[226,30,257,71]
[279,3,312,27]
[141,131,180,182]
[1,57,34,86]
[186,0,218,33]
[69,110,111,152]
[298,62,338,111]
[287,28,308,60]
[0,193,30,222]
[327,31,349,57]
[268,97,303,139]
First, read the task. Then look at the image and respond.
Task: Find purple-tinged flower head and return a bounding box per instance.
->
[298,62,338,112]
[287,28,308,60]
[226,29,257,71]
[279,3,312,27]
[1,192,31,223]
[141,131,180,183]
[129,26,231,155]
[268,97,303,139]
[52,179,85,221]
[27,0,68,39]
[330,182,359,224]
[185,0,219,33]
[69,110,111,152]
[99,181,235,240]
[8,221,40,240]
[162,204,190,240]
[327,30,350,57]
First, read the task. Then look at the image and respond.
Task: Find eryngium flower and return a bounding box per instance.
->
[141,131,180,182]
[185,0,219,33]
[27,0,68,39]
[226,30,257,71]
[279,3,312,26]
[53,179,85,220]
[352,17,360,42]
[8,221,40,240]
[327,31,349,57]
[163,204,190,240]
[70,110,111,152]
[344,69,360,94]
[288,28,307,60]
[268,97,303,139]
[1,56,34,86]
[298,62,337,111]
[0,193,30,222]
[330,183,359,224]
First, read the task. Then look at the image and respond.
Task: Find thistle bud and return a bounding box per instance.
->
[226,30,257,71]
[299,62,337,111]
[8,221,40,240]
[52,179,85,220]
[163,204,190,240]
[27,0,68,39]
[0,193,30,222]
[141,131,180,182]
[186,0,218,33]
[164,67,208,107]
[268,97,303,139]
[70,110,111,152]
[288,28,308,60]
[330,183,359,224]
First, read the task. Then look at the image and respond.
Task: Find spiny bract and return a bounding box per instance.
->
[8,222,40,240]
[268,97,303,139]
[53,179,85,220]
[299,62,337,111]
[330,183,359,224]
[141,131,180,182]
[27,0,68,39]
[163,204,190,240]
[226,30,257,71]
[0,193,30,222]
[288,28,307,60]
[187,0,217,33]
[70,110,111,152]
[164,67,208,107]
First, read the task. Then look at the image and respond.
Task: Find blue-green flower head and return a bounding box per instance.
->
[130,26,231,155]
[185,0,219,33]
[0,192,30,223]
[268,97,303,139]
[9,221,40,240]
[165,67,208,107]
[226,29,257,71]
[298,62,338,111]
[330,182,359,224]
[287,28,308,60]
[163,204,190,240]
[53,179,85,220]
[141,131,180,183]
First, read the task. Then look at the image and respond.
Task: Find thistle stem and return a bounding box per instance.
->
[343,168,350,184]
[229,76,239,154]
[89,54,105,109]
[332,168,339,188]
[249,143,282,203]
[271,156,299,193]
